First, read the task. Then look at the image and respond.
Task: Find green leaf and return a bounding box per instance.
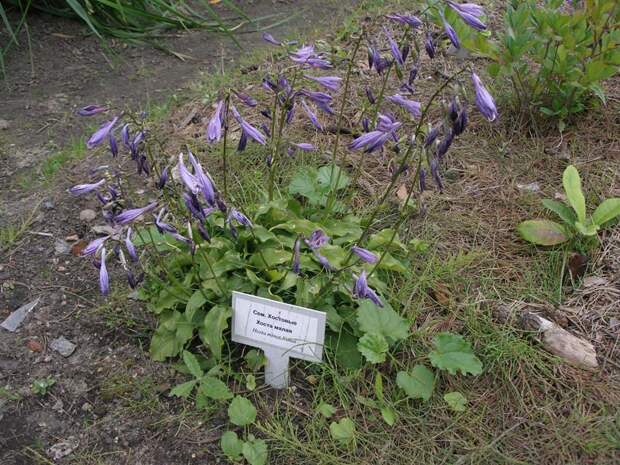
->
[252,247,290,269]
[317,165,350,191]
[242,438,268,465]
[563,165,586,223]
[246,374,257,391]
[357,333,388,364]
[357,301,409,344]
[374,373,384,402]
[444,391,467,412]
[380,407,397,426]
[429,333,483,376]
[375,252,407,273]
[221,431,243,460]
[228,396,257,426]
[212,251,245,276]
[396,365,435,401]
[574,220,599,237]
[592,198,620,227]
[183,350,203,378]
[199,305,231,360]
[329,418,356,444]
[169,380,197,398]
[245,349,266,370]
[517,220,571,245]
[185,290,207,321]
[317,402,337,418]
[199,376,233,400]
[326,331,363,369]
[542,199,577,226]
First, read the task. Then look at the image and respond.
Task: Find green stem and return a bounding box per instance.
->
[325,33,364,213]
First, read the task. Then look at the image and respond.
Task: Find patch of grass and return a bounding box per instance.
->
[0,199,41,254]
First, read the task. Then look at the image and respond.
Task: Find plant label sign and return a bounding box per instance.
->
[231,291,326,389]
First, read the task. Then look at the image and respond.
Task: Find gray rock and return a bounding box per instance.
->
[517,182,541,194]
[79,209,97,221]
[49,336,77,357]
[0,119,9,130]
[43,200,55,210]
[48,436,79,461]
[0,298,40,332]
[54,239,71,255]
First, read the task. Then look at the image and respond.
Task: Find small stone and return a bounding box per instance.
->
[54,239,72,255]
[0,119,9,130]
[43,200,55,210]
[1,299,40,332]
[91,225,116,236]
[48,437,79,460]
[79,209,97,222]
[81,402,92,412]
[65,234,79,242]
[58,266,66,272]
[26,339,43,352]
[49,336,77,357]
[516,182,541,193]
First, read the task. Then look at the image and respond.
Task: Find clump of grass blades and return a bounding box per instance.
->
[2,0,252,52]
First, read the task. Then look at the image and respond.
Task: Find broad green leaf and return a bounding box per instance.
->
[592,198,620,227]
[563,165,586,223]
[317,402,337,418]
[517,220,571,245]
[199,305,231,360]
[221,431,243,460]
[168,380,197,398]
[444,391,467,412]
[212,251,245,276]
[357,333,388,364]
[366,228,407,253]
[251,247,290,268]
[245,349,266,370]
[185,290,207,321]
[228,396,257,426]
[242,438,268,465]
[199,376,233,400]
[329,418,356,443]
[150,325,182,361]
[542,199,576,226]
[375,252,407,273]
[396,365,435,401]
[574,220,599,236]
[317,165,350,191]
[357,301,409,344]
[326,332,362,369]
[380,407,397,426]
[429,333,483,376]
[183,350,203,378]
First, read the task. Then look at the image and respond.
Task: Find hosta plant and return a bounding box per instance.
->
[518,165,620,247]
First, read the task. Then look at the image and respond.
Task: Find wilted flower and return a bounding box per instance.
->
[387,94,421,117]
[447,1,486,30]
[188,151,215,206]
[408,66,418,85]
[70,179,105,195]
[300,89,333,105]
[301,99,323,130]
[448,98,459,121]
[183,192,206,222]
[352,246,378,264]
[82,236,108,256]
[115,202,157,226]
[178,153,198,192]
[352,271,383,307]
[425,33,435,59]
[237,131,248,152]
[384,27,404,67]
[385,13,422,28]
[366,87,376,104]
[424,126,439,147]
[260,123,271,137]
[231,105,267,145]
[290,44,315,63]
[419,167,427,192]
[197,222,211,242]
[292,238,301,274]
[228,208,253,227]
[286,102,296,124]
[262,32,281,45]
[87,116,119,149]
[305,229,329,250]
[129,131,144,159]
[262,77,278,93]
[109,133,118,157]
[207,100,225,142]
[304,75,342,91]
[471,72,498,121]
[350,114,401,152]
[99,247,110,296]
[430,158,444,191]
[157,166,169,189]
[314,252,334,271]
[155,208,178,235]
[362,117,370,132]
[437,131,454,158]
[233,91,258,107]
[78,105,106,117]
[127,270,144,289]
[120,124,130,148]
[442,18,460,49]
[292,142,316,152]
[453,107,468,135]
[125,227,138,262]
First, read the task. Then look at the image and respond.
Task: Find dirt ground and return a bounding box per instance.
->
[0,2,355,463]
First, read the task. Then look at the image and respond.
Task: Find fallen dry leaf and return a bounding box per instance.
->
[26,339,43,352]
[430,282,452,307]
[71,240,88,256]
[567,252,588,281]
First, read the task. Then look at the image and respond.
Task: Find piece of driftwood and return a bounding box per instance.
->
[494,303,598,370]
